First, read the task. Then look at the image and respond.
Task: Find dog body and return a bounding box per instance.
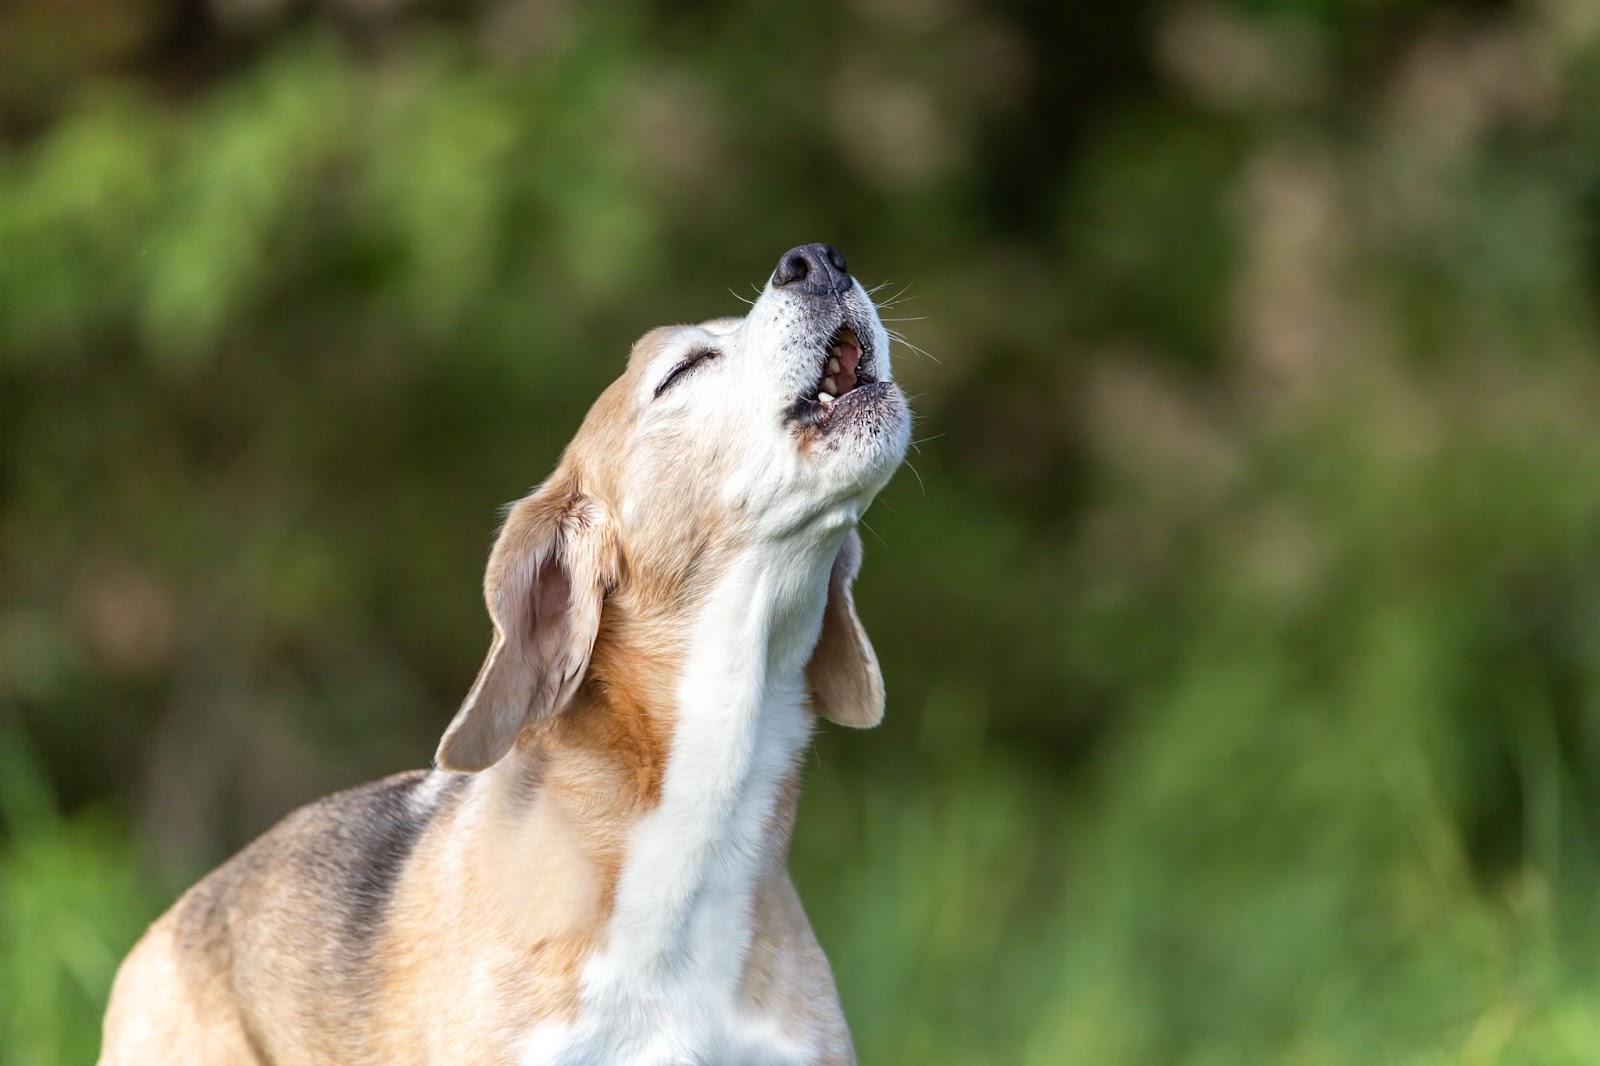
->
[100,244,909,1065]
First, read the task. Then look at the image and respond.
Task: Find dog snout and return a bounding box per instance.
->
[771,243,851,297]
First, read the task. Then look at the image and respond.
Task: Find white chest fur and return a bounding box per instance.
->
[519,548,832,1066]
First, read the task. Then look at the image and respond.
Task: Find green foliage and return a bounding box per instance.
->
[0,725,157,1063]
[6,0,1600,1062]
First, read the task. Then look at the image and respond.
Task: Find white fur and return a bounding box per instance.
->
[520,534,839,1066]
[408,767,457,817]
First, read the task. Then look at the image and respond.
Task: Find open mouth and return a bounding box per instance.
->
[788,325,879,428]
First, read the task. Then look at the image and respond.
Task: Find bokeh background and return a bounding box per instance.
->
[6,0,1600,1061]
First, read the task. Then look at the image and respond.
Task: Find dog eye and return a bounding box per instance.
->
[653,348,719,398]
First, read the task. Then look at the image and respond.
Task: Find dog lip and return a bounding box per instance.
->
[787,318,878,429]
[784,379,895,434]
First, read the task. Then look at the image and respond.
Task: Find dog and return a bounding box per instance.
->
[98,243,911,1065]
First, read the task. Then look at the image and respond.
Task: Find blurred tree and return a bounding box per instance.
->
[5,0,1600,1061]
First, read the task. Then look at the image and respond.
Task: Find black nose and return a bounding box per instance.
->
[771,243,851,296]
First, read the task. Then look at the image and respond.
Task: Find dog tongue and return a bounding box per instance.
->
[833,330,862,394]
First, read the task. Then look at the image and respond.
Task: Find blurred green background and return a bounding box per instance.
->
[6,0,1600,1062]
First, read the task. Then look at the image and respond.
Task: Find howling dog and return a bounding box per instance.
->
[100,243,911,1065]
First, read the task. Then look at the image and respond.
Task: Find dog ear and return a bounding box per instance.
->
[435,477,619,772]
[806,528,885,729]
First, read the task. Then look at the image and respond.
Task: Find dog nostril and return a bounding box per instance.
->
[824,246,847,274]
[775,253,810,288]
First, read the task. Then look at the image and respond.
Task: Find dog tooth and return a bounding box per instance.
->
[827,357,841,374]
[818,391,835,403]
[823,376,839,393]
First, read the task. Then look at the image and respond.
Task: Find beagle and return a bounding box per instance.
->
[99,243,911,1065]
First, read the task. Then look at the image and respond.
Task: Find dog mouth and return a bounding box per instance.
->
[786,325,880,428]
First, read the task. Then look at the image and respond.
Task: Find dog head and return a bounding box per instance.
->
[436,245,910,772]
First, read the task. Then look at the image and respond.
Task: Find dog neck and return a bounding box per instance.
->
[481,530,841,979]
[608,543,826,971]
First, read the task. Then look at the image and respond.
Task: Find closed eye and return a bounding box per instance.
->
[653,348,719,398]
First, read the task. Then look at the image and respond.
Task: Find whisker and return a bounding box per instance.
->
[903,458,928,496]
[727,287,755,307]
[887,332,941,365]
[875,282,916,310]
[859,518,888,547]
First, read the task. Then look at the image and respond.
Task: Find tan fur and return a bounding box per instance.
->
[100,303,886,1065]
[806,530,885,728]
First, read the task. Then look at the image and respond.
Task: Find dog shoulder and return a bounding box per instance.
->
[178,769,467,941]
[167,769,470,1058]
[104,769,473,1065]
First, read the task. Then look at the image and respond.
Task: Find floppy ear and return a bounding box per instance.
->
[806,529,885,729]
[435,477,619,772]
